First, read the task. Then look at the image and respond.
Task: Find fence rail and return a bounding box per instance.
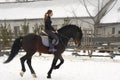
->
[67,29,120,59]
[0,29,120,59]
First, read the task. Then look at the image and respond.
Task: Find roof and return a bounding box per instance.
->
[99,22,120,27]
[0,0,120,23]
[100,0,120,23]
[0,0,95,20]
[0,16,92,21]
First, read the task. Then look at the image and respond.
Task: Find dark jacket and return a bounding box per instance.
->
[45,16,55,31]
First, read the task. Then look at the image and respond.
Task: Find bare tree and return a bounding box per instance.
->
[81,0,118,36]
[118,7,120,12]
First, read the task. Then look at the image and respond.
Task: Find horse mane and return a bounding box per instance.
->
[58,24,81,33]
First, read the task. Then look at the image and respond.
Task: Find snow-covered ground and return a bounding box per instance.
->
[1,51,120,80]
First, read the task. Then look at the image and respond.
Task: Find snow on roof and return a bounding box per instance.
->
[0,0,120,23]
[0,0,94,20]
[100,0,120,23]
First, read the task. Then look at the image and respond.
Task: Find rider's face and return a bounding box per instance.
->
[49,12,53,17]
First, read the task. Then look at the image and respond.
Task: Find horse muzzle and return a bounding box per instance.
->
[75,40,81,47]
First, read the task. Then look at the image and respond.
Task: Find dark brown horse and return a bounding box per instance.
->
[4,24,83,78]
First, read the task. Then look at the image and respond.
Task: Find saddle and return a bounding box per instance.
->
[40,31,59,47]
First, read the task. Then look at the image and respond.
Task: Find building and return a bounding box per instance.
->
[0,17,94,32]
[1,16,120,38]
[98,23,120,37]
[0,0,120,38]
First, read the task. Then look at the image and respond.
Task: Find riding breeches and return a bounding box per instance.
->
[45,30,59,45]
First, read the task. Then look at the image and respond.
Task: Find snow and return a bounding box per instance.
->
[101,0,120,23]
[0,0,120,23]
[0,0,95,20]
[1,51,120,80]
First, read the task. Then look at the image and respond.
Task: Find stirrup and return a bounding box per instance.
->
[49,48,57,52]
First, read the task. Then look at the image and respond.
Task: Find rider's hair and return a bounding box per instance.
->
[44,10,52,23]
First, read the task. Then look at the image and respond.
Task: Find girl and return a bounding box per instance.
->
[44,10,58,52]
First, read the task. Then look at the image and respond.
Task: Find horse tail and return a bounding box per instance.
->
[4,37,23,63]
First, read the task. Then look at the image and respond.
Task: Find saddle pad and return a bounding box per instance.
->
[41,36,59,47]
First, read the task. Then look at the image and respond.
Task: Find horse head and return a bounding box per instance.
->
[58,25,83,47]
[71,25,83,47]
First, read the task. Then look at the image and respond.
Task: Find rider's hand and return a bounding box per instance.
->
[56,30,58,33]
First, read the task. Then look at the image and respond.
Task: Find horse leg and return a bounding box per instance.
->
[20,55,27,77]
[26,53,37,78]
[54,55,64,69]
[47,56,58,78]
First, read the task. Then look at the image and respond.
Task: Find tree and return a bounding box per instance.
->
[21,19,29,36]
[0,21,13,48]
[81,0,118,36]
[118,7,120,12]
[62,17,71,26]
[33,23,44,35]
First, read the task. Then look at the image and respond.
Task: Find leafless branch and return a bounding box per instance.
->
[63,5,94,26]
[79,19,94,26]
[104,0,118,16]
[82,0,96,23]
[86,0,97,7]
[94,0,116,24]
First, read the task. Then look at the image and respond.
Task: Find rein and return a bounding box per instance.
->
[57,33,70,47]
[58,33,69,40]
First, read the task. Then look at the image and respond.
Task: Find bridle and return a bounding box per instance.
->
[73,31,81,47]
[57,32,69,48]
[58,31,80,48]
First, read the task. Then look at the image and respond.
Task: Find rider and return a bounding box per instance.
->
[44,10,59,52]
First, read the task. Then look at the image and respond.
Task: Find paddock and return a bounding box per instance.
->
[1,51,120,80]
[68,29,120,59]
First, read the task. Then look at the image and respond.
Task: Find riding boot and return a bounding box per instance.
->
[49,44,57,52]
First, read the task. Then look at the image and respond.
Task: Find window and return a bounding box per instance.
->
[118,31,120,34]
[112,27,115,34]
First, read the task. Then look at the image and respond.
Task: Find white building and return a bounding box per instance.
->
[0,17,94,32]
[0,0,120,37]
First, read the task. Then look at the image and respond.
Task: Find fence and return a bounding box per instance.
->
[1,28,120,59]
[67,29,120,59]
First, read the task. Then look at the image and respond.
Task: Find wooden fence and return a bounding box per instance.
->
[0,28,120,59]
[67,29,120,59]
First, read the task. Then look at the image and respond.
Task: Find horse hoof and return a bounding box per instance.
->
[47,75,51,79]
[20,71,24,77]
[32,74,37,78]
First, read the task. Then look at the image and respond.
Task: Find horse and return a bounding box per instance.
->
[4,24,83,78]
